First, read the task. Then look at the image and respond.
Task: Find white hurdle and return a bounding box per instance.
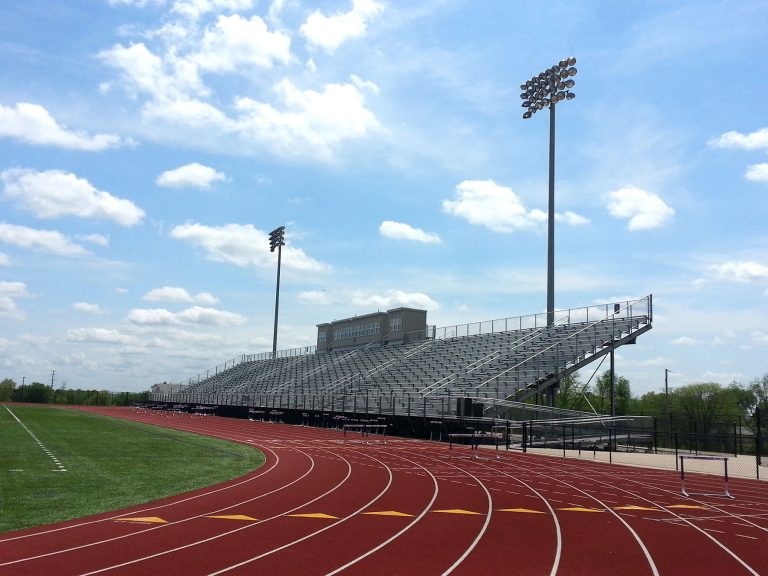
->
[680,455,734,499]
[343,424,388,445]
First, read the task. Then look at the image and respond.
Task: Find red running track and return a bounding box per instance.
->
[1,407,767,576]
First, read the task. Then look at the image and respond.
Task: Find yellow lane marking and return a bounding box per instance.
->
[558,507,605,513]
[207,515,259,521]
[614,506,660,511]
[116,517,168,524]
[433,509,483,515]
[288,513,339,519]
[362,511,414,517]
[497,508,546,514]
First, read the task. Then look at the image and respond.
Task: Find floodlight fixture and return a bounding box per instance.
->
[519,56,578,328]
[269,225,285,252]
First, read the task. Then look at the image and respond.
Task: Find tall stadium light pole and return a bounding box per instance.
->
[269,226,285,358]
[520,57,577,326]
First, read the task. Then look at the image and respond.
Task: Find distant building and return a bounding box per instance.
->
[316,307,430,352]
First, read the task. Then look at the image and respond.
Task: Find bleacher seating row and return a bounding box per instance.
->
[155,296,653,417]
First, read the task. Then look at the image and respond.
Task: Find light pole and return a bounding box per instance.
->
[520,57,577,326]
[664,368,672,414]
[269,226,285,358]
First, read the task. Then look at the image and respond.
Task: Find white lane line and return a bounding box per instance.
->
[440,465,495,576]
[489,457,658,576]
[323,455,439,576]
[539,458,763,576]
[3,405,67,472]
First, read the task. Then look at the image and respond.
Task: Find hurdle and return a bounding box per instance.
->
[343,424,388,445]
[447,432,503,459]
[680,455,734,499]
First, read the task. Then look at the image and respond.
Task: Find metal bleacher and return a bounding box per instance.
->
[153,295,652,418]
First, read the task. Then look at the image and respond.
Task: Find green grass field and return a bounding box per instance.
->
[0,404,265,533]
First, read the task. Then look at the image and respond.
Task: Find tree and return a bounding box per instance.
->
[555,374,590,411]
[593,371,631,415]
[17,382,53,404]
[671,383,734,433]
[0,378,15,401]
[748,374,768,411]
[634,390,669,416]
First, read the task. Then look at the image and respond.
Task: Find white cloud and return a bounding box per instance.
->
[233,77,380,161]
[350,289,439,311]
[72,302,107,315]
[0,223,89,256]
[1,168,145,226]
[752,331,768,346]
[0,296,23,320]
[606,186,674,231]
[709,127,768,150]
[170,222,329,272]
[671,336,699,346]
[109,0,166,6]
[0,281,28,297]
[65,328,137,344]
[101,19,379,162]
[127,305,246,326]
[0,281,30,320]
[558,211,590,226]
[156,162,226,189]
[350,74,379,96]
[746,163,768,183]
[301,0,384,52]
[79,233,110,247]
[144,97,231,129]
[143,286,219,304]
[99,42,207,102]
[379,221,441,244]
[442,180,540,233]
[194,14,291,72]
[297,290,337,305]
[172,0,253,20]
[709,261,768,283]
[0,102,129,151]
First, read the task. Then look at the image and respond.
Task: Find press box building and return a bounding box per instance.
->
[316,308,429,352]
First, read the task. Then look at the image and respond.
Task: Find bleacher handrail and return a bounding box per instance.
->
[477,295,652,391]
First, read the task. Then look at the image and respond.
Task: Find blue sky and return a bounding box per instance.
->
[1,0,767,394]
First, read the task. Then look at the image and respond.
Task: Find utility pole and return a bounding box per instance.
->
[50,370,55,389]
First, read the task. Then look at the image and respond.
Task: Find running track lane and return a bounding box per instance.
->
[0,407,766,576]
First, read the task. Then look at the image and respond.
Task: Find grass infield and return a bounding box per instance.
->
[0,404,265,533]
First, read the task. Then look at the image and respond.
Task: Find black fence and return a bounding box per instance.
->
[513,408,766,480]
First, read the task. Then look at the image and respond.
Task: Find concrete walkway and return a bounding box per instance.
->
[480,443,767,481]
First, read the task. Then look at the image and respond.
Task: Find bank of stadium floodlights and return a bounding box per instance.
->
[269,226,285,357]
[520,56,577,327]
